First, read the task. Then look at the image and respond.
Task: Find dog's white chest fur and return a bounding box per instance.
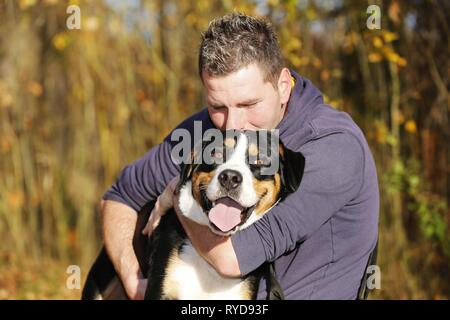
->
[163,241,250,300]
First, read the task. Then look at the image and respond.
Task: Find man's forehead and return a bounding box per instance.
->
[203,65,267,96]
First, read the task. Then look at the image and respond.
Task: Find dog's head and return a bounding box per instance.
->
[176,130,305,236]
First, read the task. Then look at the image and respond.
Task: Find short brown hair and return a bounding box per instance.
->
[198,13,284,86]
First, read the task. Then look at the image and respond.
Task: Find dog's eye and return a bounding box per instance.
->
[211,149,223,162]
[252,157,271,166]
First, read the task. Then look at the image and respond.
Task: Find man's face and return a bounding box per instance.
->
[203,63,292,130]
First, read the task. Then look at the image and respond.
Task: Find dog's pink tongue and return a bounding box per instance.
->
[209,197,243,232]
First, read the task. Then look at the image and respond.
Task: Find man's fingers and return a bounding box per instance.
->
[142,208,161,236]
[141,222,151,236]
[168,176,180,194]
[127,278,148,300]
[141,175,180,237]
[135,278,148,300]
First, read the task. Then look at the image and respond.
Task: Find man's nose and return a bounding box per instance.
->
[218,169,243,190]
[225,108,245,130]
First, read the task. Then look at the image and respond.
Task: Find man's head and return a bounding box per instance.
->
[199,13,293,130]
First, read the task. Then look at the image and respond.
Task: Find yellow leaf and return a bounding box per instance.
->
[382,31,399,43]
[312,57,322,69]
[186,13,197,26]
[388,1,401,25]
[289,55,302,68]
[320,69,330,81]
[368,52,383,63]
[372,36,383,48]
[286,38,302,52]
[19,0,36,10]
[52,33,69,51]
[67,229,78,249]
[405,120,417,133]
[7,191,25,209]
[27,81,43,97]
[384,50,400,63]
[289,55,309,67]
[0,92,14,108]
[397,57,407,67]
[375,121,388,144]
[1,137,12,154]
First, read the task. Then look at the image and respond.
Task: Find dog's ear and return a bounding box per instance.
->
[279,144,305,196]
[175,148,199,195]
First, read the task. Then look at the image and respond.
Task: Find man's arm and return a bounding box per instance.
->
[172,132,365,278]
[101,139,179,299]
[100,109,212,298]
[229,132,366,276]
[175,210,241,277]
[101,199,147,299]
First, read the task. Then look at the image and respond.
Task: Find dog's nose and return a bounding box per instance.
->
[218,169,243,190]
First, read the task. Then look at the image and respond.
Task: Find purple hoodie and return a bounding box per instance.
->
[103,70,380,299]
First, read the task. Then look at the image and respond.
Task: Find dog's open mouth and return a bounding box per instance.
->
[207,197,255,233]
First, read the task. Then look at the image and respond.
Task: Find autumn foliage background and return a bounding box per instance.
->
[0,0,449,299]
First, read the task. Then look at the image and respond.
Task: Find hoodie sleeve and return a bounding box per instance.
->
[101,137,180,212]
[231,132,365,276]
[101,108,213,212]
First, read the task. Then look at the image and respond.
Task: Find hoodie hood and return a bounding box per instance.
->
[276,70,324,146]
[277,70,366,152]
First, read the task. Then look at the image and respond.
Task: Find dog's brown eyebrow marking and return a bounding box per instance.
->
[224,138,236,148]
[248,143,258,157]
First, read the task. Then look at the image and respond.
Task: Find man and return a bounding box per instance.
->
[101,13,379,300]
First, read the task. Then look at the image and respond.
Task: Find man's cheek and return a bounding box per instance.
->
[247,112,269,129]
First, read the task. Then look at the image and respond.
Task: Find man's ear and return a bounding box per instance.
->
[278,67,293,105]
[279,145,305,195]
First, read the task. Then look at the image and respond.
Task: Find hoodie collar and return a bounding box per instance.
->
[276,70,324,137]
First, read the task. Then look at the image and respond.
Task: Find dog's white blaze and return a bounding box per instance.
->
[165,243,249,300]
[206,133,259,208]
[178,181,209,225]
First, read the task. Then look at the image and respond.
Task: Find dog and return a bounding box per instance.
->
[82,130,305,300]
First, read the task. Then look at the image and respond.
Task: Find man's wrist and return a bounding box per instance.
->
[118,251,142,281]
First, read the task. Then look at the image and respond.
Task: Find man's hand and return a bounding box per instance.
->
[175,208,241,278]
[142,176,180,237]
[123,274,148,300]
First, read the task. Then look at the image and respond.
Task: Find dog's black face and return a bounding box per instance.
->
[176,130,305,236]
